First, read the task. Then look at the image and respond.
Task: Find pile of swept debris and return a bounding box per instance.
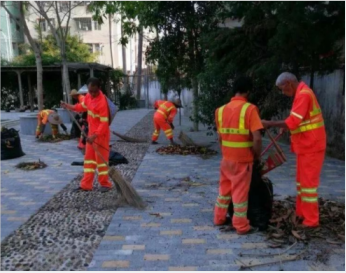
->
[38,134,71,143]
[266,196,345,247]
[16,160,47,171]
[156,145,217,156]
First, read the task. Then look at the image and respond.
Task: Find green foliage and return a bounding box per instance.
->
[196,1,345,127]
[119,93,137,110]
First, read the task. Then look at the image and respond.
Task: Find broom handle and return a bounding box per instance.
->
[65,107,110,167]
[261,131,284,156]
[266,129,287,161]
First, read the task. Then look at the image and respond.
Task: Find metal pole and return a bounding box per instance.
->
[17,71,24,107]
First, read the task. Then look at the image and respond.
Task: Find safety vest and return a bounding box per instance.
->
[156,101,175,120]
[217,102,255,161]
[290,89,324,135]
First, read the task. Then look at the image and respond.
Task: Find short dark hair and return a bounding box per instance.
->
[87,77,101,87]
[232,76,253,94]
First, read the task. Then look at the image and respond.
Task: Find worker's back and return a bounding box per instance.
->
[154,100,176,121]
[215,97,262,163]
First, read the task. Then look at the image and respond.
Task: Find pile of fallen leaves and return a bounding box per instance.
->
[38,134,71,143]
[16,160,47,171]
[266,196,345,247]
[156,145,217,156]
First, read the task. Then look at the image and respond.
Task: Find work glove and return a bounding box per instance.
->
[170,123,175,130]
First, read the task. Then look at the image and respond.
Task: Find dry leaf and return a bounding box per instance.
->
[291,230,302,240]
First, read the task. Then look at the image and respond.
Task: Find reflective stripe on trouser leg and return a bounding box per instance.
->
[296,155,302,217]
[159,120,173,140]
[229,161,251,234]
[80,143,97,190]
[214,163,233,225]
[299,151,325,227]
[152,118,161,141]
[95,134,112,188]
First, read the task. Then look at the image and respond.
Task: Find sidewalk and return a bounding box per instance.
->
[1,109,150,241]
[89,114,345,271]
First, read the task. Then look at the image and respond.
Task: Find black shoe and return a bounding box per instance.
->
[99,187,111,193]
[73,187,91,192]
[237,226,258,235]
[151,141,159,145]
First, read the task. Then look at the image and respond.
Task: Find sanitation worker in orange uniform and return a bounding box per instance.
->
[70,89,85,104]
[214,76,263,235]
[61,78,112,193]
[262,72,326,228]
[151,98,182,145]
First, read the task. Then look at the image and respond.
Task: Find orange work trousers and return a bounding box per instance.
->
[36,116,58,137]
[214,159,252,234]
[296,150,325,227]
[80,133,112,190]
[152,115,173,141]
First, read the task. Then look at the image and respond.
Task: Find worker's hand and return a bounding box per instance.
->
[86,134,97,144]
[261,120,272,129]
[279,128,288,135]
[60,101,70,110]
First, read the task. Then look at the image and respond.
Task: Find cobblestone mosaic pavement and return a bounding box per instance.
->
[1,109,150,241]
[89,115,345,271]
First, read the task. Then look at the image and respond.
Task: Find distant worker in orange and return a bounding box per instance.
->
[61,78,112,193]
[152,98,183,145]
[262,72,326,228]
[70,89,85,104]
[214,76,263,235]
[35,109,67,139]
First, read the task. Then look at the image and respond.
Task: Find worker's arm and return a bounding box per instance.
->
[214,108,222,146]
[167,107,177,123]
[154,100,159,110]
[262,93,310,130]
[94,99,110,138]
[60,101,87,112]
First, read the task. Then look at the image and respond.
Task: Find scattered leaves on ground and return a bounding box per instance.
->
[156,145,217,156]
[15,160,47,171]
[38,134,71,143]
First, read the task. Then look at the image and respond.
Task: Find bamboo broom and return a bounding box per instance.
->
[65,107,146,209]
[178,131,198,146]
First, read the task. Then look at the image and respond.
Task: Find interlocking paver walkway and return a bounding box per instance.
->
[1,109,150,241]
[90,114,345,271]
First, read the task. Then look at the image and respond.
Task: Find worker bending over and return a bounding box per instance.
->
[262,72,326,228]
[152,98,182,145]
[61,77,112,193]
[36,109,67,139]
[214,76,263,235]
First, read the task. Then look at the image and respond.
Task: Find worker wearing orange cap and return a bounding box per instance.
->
[214,76,263,235]
[262,72,326,228]
[151,98,182,145]
[61,78,112,193]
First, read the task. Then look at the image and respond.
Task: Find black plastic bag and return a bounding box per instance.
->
[70,114,81,138]
[1,128,25,160]
[228,162,273,231]
[71,151,128,166]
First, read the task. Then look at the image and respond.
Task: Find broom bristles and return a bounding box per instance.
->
[179,131,197,146]
[109,167,147,209]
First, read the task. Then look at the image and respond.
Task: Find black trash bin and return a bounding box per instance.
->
[1,128,25,160]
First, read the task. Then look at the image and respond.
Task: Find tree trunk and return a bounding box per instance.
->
[136,27,143,100]
[109,14,114,67]
[62,58,71,104]
[121,18,127,93]
[192,78,199,131]
[36,53,44,110]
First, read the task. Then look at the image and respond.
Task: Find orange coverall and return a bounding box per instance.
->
[152,100,177,141]
[214,97,263,234]
[74,91,112,190]
[36,109,58,137]
[285,81,326,227]
[77,94,85,103]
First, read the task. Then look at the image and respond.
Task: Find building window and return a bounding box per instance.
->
[93,21,101,31]
[59,1,69,12]
[39,19,55,32]
[94,44,101,53]
[86,43,93,53]
[75,18,92,31]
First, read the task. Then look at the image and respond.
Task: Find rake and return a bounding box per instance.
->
[65,107,146,209]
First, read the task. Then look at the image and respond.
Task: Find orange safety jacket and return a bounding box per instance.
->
[74,91,110,137]
[38,109,54,124]
[77,94,85,104]
[285,82,326,154]
[215,97,261,162]
[154,100,177,123]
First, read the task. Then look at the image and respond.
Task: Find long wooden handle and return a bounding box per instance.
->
[261,131,284,156]
[266,129,287,162]
[65,107,109,167]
